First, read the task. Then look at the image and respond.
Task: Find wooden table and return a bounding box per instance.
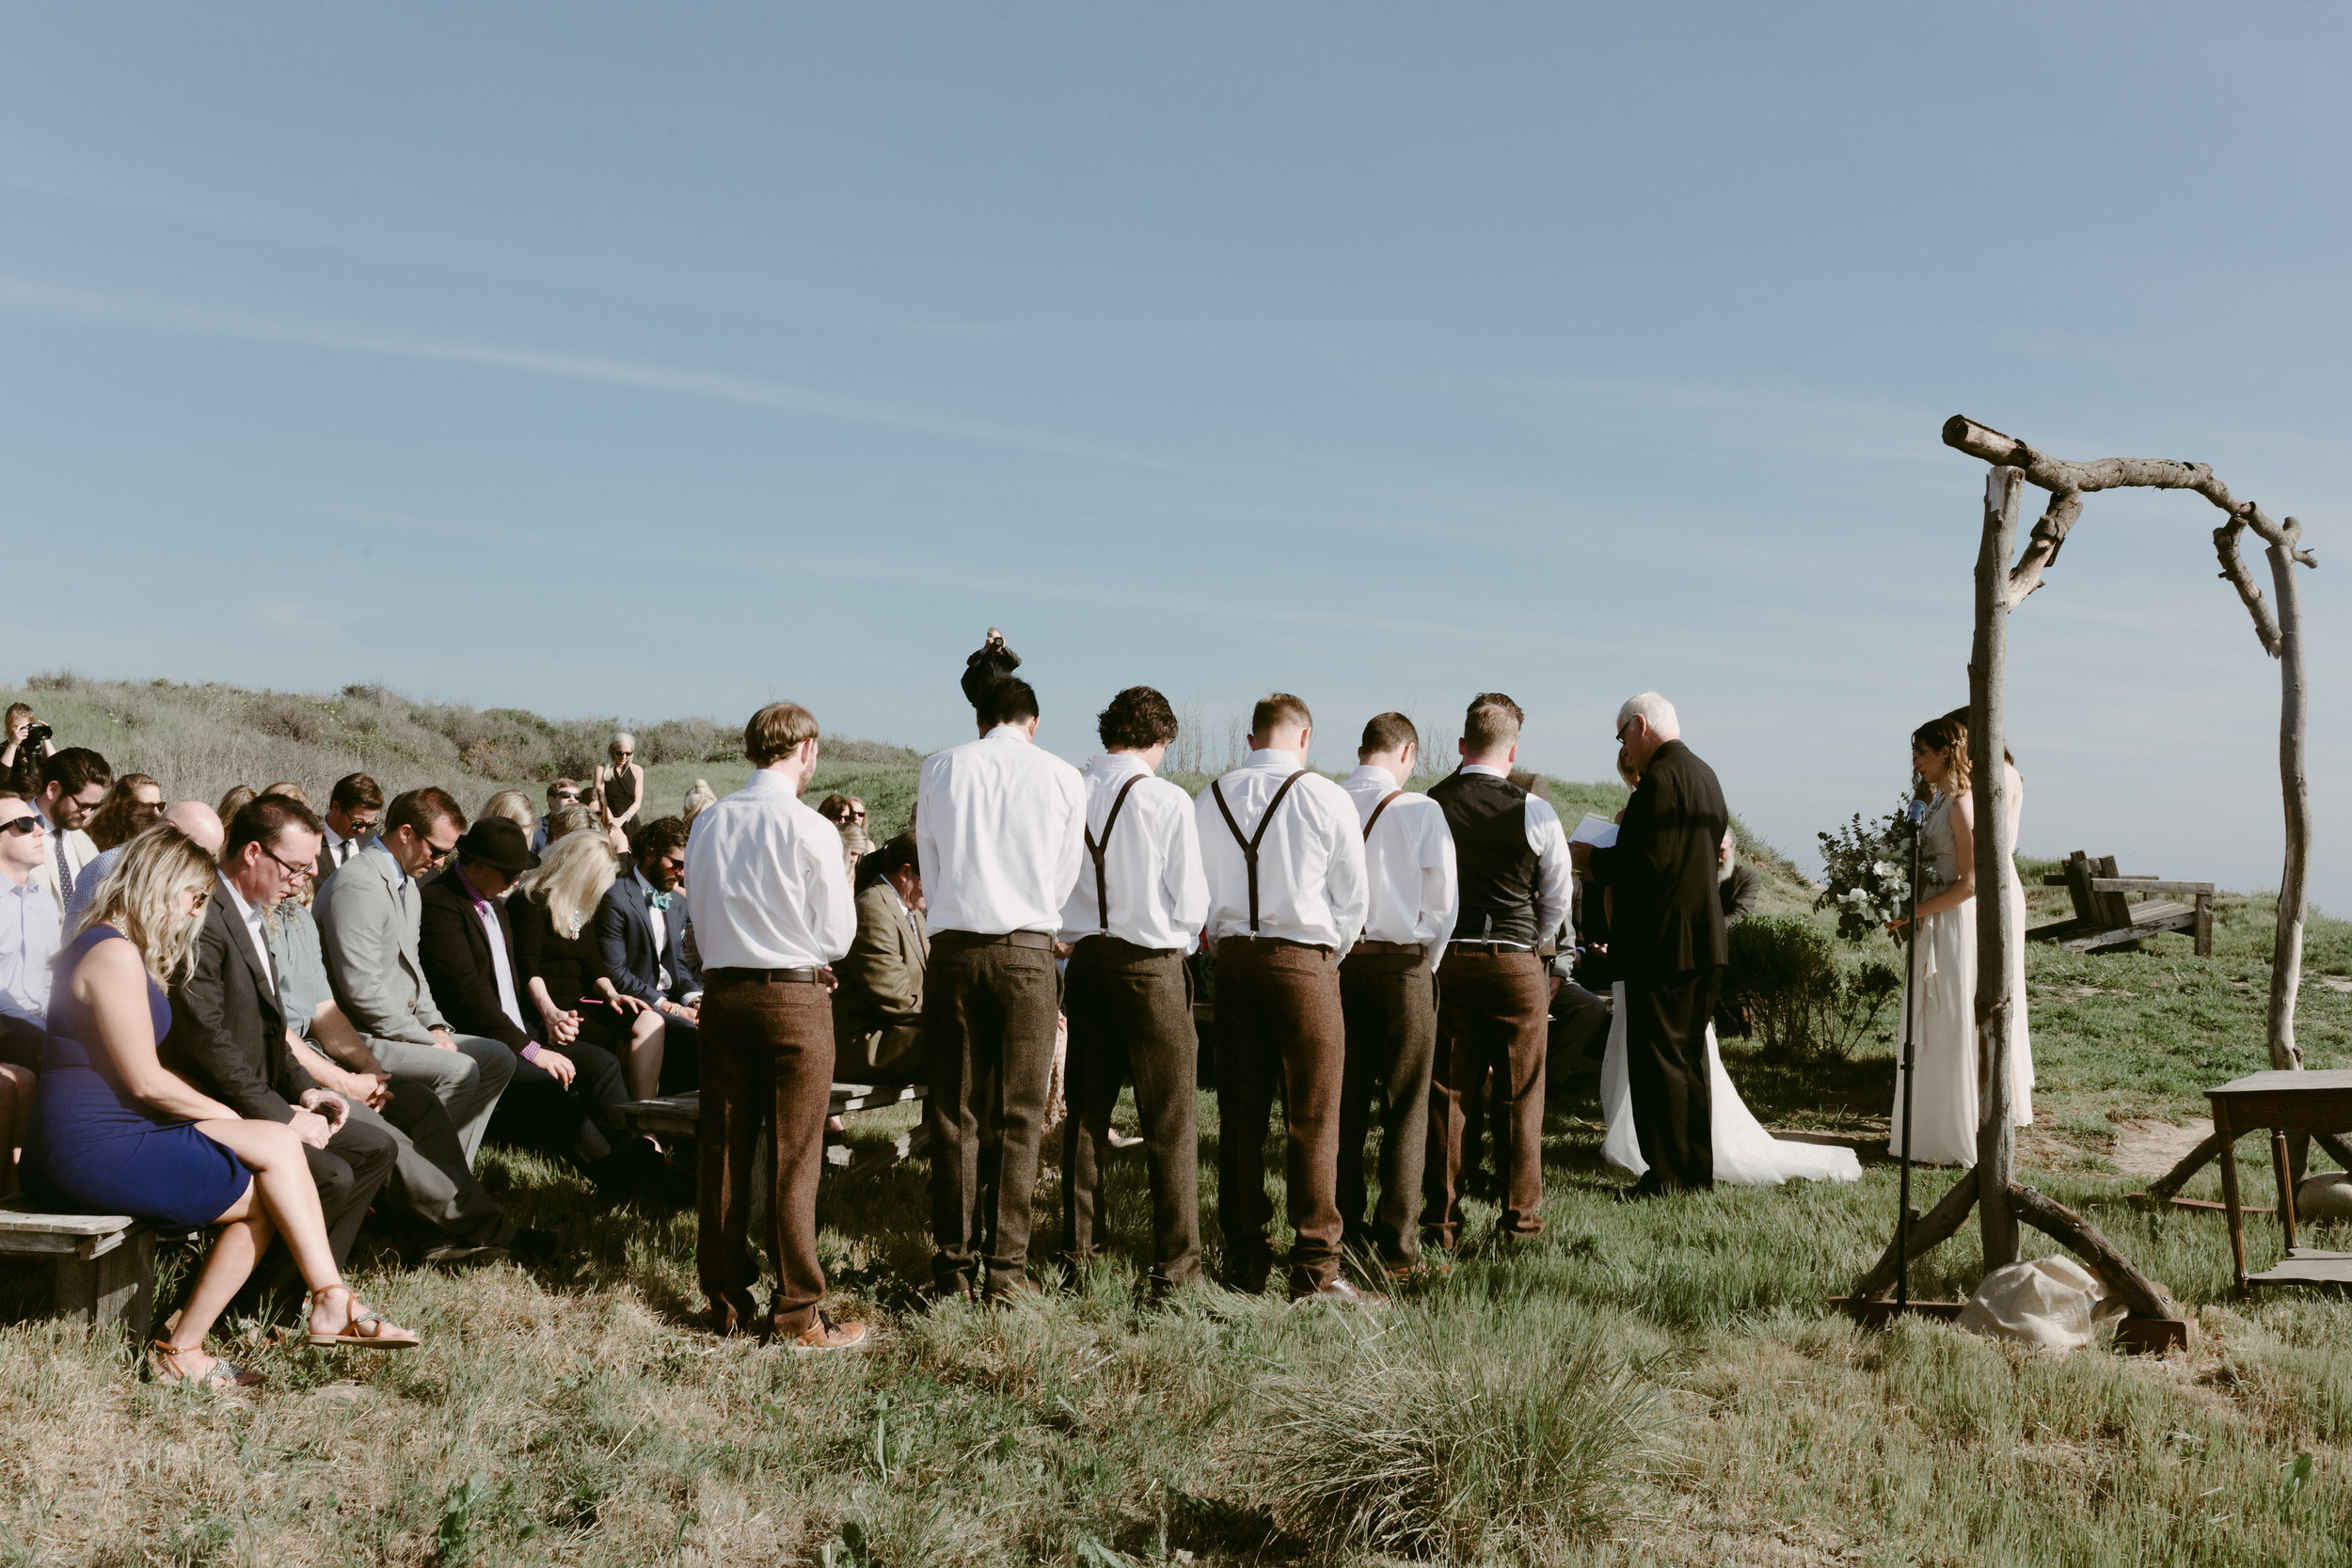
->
[2208,1069,2352,1295]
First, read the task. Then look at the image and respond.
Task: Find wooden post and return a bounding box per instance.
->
[2266,530,2309,1071]
[1970,466,2024,1271]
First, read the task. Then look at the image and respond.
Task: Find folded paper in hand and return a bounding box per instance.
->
[1570,814,1618,849]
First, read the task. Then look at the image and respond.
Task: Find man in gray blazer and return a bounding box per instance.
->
[315,785,514,1160]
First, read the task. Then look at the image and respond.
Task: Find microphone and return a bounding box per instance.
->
[1906,799,1927,825]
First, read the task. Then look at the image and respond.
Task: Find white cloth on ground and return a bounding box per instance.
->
[1956,1256,2123,1351]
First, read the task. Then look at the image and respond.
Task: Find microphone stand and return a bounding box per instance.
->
[1896,793,1926,1311]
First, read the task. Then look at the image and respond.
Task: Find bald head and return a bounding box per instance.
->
[165,800,225,858]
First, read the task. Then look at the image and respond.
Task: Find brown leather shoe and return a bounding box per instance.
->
[1291,1276,1389,1307]
[1386,1259,1452,1283]
[787,1309,868,1353]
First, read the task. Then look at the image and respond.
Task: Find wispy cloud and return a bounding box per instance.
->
[0,273,1190,472]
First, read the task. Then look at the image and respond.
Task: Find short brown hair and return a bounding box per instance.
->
[1915,710,1972,794]
[228,793,325,859]
[1463,692,1524,755]
[635,815,690,864]
[1250,693,1312,736]
[1098,686,1179,751]
[744,703,818,767]
[329,772,383,813]
[386,786,467,841]
[1359,712,1418,757]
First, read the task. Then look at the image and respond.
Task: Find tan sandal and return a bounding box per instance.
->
[151,1340,265,1391]
[304,1287,420,1351]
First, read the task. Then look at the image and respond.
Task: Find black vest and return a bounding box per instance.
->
[1429,769,1540,946]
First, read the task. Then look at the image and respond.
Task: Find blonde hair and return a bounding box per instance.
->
[682,779,717,826]
[481,789,538,832]
[71,823,217,984]
[516,829,622,940]
[262,781,310,807]
[610,732,637,759]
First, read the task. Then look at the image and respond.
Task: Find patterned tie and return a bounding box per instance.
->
[53,829,73,905]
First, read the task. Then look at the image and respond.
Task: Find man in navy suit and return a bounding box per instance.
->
[596,815,701,1091]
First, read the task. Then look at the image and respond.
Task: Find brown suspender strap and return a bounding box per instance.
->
[1086,773,1147,936]
[1362,790,1403,841]
[1210,768,1310,934]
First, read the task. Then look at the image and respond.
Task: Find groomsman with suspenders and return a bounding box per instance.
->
[1336,713,1457,1280]
[1196,693,1373,1302]
[918,675,1087,1303]
[1057,686,1209,1297]
[1423,692,1573,1250]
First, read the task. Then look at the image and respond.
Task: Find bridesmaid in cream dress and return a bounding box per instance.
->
[1886,710,2033,1167]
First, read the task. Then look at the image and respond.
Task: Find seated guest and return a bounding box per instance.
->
[215,785,256,830]
[85,774,166,853]
[832,832,928,1083]
[29,748,111,914]
[593,734,644,839]
[1720,830,1758,927]
[532,780,583,852]
[262,781,310,808]
[315,787,516,1164]
[481,789,538,842]
[67,800,224,940]
[817,796,872,874]
[682,779,718,828]
[512,830,663,1093]
[23,825,419,1388]
[158,795,401,1285]
[595,816,701,1091]
[271,852,542,1264]
[318,773,383,878]
[420,817,643,1191]
[0,795,63,1193]
[2,704,56,797]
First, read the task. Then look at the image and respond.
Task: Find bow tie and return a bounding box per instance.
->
[646,890,672,912]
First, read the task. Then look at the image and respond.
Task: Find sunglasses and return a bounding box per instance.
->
[551,791,580,802]
[421,839,459,866]
[0,817,40,837]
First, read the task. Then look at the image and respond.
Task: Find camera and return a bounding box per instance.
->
[23,721,50,745]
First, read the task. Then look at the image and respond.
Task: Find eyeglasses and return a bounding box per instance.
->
[1614,720,1634,743]
[551,791,580,803]
[0,817,40,837]
[262,843,314,880]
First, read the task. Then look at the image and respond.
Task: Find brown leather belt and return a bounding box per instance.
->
[1350,939,1422,956]
[708,966,824,985]
[1218,934,1333,954]
[1447,940,1532,955]
[933,928,1056,951]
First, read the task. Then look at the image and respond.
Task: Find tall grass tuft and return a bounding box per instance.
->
[1248,1308,1671,1561]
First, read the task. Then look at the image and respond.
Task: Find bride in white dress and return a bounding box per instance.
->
[1884,710,2034,1167]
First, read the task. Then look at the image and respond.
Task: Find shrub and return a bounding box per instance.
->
[1249,1311,1667,1560]
[1727,915,1901,1060]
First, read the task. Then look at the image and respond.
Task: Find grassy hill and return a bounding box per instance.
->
[7,673,2352,1562]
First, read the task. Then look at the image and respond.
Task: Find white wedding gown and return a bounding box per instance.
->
[1599,983,1863,1186]
[1886,780,2034,1167]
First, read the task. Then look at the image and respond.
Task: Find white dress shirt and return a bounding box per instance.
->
[322,823,361,869]
[915,725,1087,937]
[681,768,857,971]
[460,873,530,1037]
[1195,750,1369,954]
[1057,752,1210,952]
[1340,765,1458,967]
[1451,762,1575,949]
[218,876,278,995]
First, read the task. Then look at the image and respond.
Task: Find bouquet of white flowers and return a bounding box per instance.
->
[1814,800,1917,944]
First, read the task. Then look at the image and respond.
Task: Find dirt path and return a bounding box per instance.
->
[2109,1117,2214,1178]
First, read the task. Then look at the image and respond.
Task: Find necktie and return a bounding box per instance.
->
[54,830,73,904]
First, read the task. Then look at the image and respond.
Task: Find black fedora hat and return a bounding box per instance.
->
[457,816,541,875]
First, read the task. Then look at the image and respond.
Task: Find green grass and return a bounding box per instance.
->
[7,675,2352,1562]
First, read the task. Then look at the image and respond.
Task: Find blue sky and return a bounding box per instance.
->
[3,5,2345,912]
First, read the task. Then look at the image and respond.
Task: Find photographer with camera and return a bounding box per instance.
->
[2,705,56,798]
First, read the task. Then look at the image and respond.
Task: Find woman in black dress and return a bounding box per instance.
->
[512,831,675,1100]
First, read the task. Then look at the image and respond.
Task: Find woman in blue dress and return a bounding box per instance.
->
[21,824,420,1391]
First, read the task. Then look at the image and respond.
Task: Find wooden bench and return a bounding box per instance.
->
[2029,849,2214,957]
[0,1197,156,1338]
[615,1082,929,1185]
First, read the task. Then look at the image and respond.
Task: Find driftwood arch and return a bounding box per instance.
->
[1850,416,2320,1321]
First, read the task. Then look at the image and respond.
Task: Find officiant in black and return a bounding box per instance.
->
[1570,692,1729,1195]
